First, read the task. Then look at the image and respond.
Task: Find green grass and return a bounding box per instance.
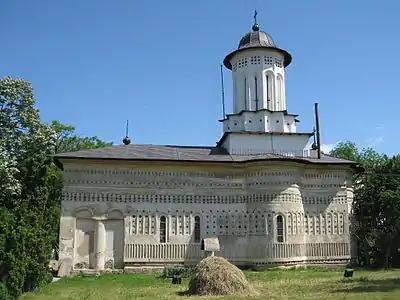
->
[21,268,400,300]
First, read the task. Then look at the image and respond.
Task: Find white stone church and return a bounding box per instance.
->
[55,17,358,275]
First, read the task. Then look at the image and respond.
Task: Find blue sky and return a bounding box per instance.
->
[1,0,399,155]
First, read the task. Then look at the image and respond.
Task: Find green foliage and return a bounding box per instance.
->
[0,77,57,298]
[51,120,112,154]
[163,265,196,278]
[329,141,386,169]
[0,76,112,298]
[330,141,400,268]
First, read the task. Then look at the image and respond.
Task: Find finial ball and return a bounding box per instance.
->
[123,136,131,145]
[252,23,260,31]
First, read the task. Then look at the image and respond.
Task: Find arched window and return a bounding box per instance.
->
[194,216,201,243]
[276,74,284,110]
[276,215,284,242]
[233,76,238,112]
[244,77,247,110]
[265,72,274,110]
[160,216,167,243]
[254,76,259,110]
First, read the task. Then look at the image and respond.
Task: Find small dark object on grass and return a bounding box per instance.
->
[172,275,182,285]
[344,269,354,278]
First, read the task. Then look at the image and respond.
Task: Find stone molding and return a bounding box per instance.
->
[63,167,349,190]
[62,192,349,206]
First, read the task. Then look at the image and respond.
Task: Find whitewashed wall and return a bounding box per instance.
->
[58,160,355,275]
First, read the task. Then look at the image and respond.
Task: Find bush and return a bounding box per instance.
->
[163,265,195,278]
[0,207,55,299]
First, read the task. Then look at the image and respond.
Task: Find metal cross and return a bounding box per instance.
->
[254,10,258,25]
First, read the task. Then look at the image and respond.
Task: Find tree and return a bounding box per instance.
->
[0,77,113,298]
[0,77,57,298]
[368,156,400,268]
[330,141,400,268]
[51,120,112,154]
[330,141,386,169]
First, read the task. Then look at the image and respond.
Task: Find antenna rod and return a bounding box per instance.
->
[220,64,226,118]
[314,103,321,159]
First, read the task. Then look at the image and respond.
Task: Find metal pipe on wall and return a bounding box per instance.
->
[314,103,321,159]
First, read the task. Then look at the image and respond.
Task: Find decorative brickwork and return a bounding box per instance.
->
[59,163,355,274]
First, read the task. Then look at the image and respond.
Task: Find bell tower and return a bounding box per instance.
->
[218,12,313,156]
[225,11,291,114]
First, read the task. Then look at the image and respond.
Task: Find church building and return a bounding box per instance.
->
[55,15,358,275]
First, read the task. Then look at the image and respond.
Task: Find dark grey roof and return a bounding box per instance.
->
[54,144,357,166]
[238,30,277,49]
[223,26,292,70]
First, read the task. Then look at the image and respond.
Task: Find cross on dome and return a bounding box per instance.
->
[252,10,259,31]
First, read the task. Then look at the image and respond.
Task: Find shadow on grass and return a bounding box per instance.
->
[333,277,400,294]
[176,290,191,296]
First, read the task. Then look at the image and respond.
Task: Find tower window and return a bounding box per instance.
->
[277,74,284,110]
[194,216,201,243]
[277,215,284,242]
[160,216,167,243]
[275,58,283,68]
[244,78,247,110]
[264,56,273,65]
[265,72,274,109]
[254,76,259,110]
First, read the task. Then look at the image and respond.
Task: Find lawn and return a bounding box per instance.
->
[21,268,400,300]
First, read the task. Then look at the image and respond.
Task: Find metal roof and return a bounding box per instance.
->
[54,143,357,166]
[223,26,292,70]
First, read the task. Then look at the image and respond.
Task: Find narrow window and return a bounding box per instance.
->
[244,78,247,110]
[254,76,259,110]
[160,216,167,243]
[277,75,283,110]
[233,76,238,112]
[277,215,284,242]
[194,216,201,243]
[265,73,273,110]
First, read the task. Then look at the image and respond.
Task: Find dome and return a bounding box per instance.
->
[238,28,277,49]
[223,24,292,70]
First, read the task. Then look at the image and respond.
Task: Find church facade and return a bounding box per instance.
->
[55,18,358,275]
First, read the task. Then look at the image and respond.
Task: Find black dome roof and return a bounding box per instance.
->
[238,29,277,49]
[223,24,292,70]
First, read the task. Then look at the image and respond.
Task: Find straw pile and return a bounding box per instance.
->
[187,256,252,296]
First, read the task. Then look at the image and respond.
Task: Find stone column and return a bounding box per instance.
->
[94,218,106,271]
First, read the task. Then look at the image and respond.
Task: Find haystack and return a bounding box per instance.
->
[188,256,252,296]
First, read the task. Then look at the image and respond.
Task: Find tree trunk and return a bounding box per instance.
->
[384,240,391,269]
